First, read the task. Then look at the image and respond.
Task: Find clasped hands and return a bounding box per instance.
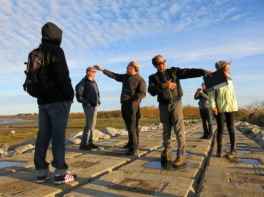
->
[163,79,176,90]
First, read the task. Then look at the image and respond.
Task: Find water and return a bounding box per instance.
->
[0,118,32,125]
[228,158,261,164]
[99,141,118,144]
[227,143,247,147]
[225,149,251,154]
[223,136,241,138]
[172,151,190,156]
[145,161,198,170]
[0,161,26,169]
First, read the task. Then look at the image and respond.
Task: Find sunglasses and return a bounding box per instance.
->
[156,59,166,66]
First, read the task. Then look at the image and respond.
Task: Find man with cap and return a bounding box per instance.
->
[194,82,213,139]
[77,66,100,150]
[34,22,77,184]
[94,61,146,156]
[148,55,213,166]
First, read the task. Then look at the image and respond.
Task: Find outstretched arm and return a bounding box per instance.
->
[94,64,124,82]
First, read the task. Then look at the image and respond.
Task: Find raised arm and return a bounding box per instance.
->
[94,64,124,82]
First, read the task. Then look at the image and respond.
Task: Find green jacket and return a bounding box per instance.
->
[208,79,237,113]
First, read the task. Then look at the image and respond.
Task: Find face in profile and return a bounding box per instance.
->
[223,64,230,76]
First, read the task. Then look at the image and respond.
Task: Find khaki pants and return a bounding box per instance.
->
[159,102,186,157]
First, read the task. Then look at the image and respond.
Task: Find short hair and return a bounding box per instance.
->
[86,66,94,73]
[152,55,163,67]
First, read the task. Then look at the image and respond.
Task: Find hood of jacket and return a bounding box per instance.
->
[41,22,62,46]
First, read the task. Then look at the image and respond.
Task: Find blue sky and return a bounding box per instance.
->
[0,0,263,115]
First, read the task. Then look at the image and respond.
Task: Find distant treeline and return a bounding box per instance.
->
[69,105,200,119]
[2,101,264,126]
[0,105,200,119]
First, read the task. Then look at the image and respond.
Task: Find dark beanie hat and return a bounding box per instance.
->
[215,61,229,70]
[201,82,205,86]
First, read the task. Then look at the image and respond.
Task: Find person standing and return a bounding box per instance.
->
[77,67,100,150]
[148,55,213,166]
[194,82,213,139]
[94,61,146,156]
[208,61,238,158]
[34,22,77,184]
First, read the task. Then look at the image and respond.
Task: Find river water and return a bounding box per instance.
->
[0,118,32,124]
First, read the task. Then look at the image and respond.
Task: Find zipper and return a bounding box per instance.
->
[164,75,173,104]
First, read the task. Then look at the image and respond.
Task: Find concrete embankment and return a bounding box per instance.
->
[0,121,263,196]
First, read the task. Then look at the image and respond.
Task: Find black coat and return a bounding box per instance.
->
[148,67,204,104]
[37,23,74,105]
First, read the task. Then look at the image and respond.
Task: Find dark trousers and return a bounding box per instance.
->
[200,109,213,137]
[216,111,236,152]
[121,103,140,150]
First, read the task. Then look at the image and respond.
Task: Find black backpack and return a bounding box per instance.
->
[23,45,53,98]
[75,78,87,103]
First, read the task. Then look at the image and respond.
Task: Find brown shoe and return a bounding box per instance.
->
[161,150,172,161]
[172,157,186,166]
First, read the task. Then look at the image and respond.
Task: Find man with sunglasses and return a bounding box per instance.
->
[148,55,213,166]
[77,67,100,150]
[94,61,146,156]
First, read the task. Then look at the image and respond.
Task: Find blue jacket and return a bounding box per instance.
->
[77,77,100,107]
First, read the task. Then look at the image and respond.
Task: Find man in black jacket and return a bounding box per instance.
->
[94,61,146,156]
[148,55,212,166]
[34,22,77,185]
[77,67,100,150]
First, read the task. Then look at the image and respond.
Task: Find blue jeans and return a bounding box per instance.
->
[34,101,71,176]
[200,109,213,137]
[81,105,97,145]
[159,103,186,157]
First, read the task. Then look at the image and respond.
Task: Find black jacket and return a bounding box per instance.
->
[37,22,74,105]
[148,67,204,104]
[77,77,100,107]
[102,69,146,105]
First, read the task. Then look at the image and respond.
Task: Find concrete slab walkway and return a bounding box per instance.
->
[1,121,263,196]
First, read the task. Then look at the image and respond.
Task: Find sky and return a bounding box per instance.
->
[0,0,263,115]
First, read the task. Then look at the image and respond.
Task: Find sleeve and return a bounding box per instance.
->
[77,79,89,106]
[102,69,124,82]
[52,48,74,101]
[148,74,163,96]
[194,92,201,100]
[200,93,208,99]
[208,90,217,110]
[172,67,205,79]
[130,78,147,101]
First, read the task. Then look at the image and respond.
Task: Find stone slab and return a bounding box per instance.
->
[197,167,264,196]
[0,170,87,197]
[117,150,204,182]
[46,154,129,179]
[65,171,198,197]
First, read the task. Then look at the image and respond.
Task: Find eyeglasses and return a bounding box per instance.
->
[156,59,166,66]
